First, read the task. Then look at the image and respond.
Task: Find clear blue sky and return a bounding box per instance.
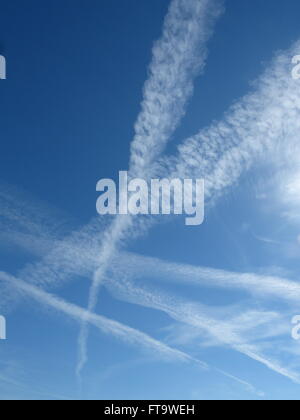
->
[1,0,300,400]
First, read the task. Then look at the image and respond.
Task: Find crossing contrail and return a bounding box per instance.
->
[0,270,264,397]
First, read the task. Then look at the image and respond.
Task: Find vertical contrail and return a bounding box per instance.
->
[77,0,224,377]
[129,0,224,176]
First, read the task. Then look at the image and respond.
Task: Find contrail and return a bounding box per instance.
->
[3,32,300,384]
[0,271,207,367]
[130,0,224,175]
[79,0,224,377]
[83,40,300,374]
[112,251,300,306]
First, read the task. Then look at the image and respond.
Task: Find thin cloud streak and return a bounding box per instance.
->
[215,369,265,398]
[113,252,300,305]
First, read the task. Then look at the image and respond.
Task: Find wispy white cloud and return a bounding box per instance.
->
[158,41,300,209]
[105,273,300,383]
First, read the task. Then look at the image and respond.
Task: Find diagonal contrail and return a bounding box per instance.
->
[78,0,224,377]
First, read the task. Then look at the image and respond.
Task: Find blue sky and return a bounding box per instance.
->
[1,0,300,400]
